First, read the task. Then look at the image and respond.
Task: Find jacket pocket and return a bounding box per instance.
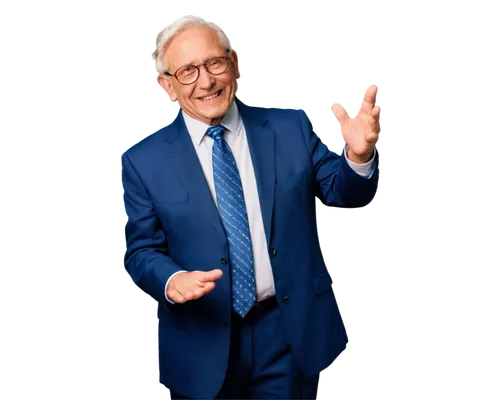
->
[312,271,333,295]
[158,303,188,329]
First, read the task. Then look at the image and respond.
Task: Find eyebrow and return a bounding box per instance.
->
[176,55,226,71]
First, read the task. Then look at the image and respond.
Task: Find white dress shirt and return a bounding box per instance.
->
[165,101,376,303]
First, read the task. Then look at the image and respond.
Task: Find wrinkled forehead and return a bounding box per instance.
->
[165,27,226,71]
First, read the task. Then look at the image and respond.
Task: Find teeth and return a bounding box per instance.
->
[200,91,220,101]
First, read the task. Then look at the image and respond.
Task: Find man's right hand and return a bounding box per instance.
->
[166,269,223,303]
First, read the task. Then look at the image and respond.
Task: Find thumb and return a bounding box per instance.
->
[331,103,350,126]
[200,269,223,282]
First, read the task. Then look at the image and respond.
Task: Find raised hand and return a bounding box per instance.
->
[331,85,381,164]
[166,269,223,303]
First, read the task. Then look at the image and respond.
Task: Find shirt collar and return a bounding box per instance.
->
[182,100,242,146]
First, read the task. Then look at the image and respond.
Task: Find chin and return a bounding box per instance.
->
[202,102,229,118]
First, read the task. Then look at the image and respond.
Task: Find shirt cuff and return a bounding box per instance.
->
[344,145,377,178]
[165,270,189,304]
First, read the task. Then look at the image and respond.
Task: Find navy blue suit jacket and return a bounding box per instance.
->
[121,98,379,398]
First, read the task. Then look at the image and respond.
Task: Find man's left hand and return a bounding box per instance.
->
[332,84,381,164]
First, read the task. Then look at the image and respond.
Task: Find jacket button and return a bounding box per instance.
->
[220,258,228,265]
[270,248,277,256]
[282,296,289,304]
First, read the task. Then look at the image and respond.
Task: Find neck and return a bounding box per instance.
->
[210,116,224,126]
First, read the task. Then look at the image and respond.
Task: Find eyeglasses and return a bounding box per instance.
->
[164,55,230,85]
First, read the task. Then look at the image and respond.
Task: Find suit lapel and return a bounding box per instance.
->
[237,99,276,248]
[162,110,226,237]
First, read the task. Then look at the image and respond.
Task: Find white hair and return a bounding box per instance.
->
[152,15,232,75]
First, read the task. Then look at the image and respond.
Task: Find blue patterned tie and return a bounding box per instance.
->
[206,125,256,318]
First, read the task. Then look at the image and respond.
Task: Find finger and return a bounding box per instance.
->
[181,291,196,301]
[360,84,378,115]
[199,269,223,283]
[371,106,381,135]
[372,106,381,121]
[193,286,209,299]
[188,282,216,300]
[331,103,350,126]
[202,281,216,295]
[169,290,187,303]
[180,285,206,301]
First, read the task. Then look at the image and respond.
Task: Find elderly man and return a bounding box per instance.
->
[121,15,380,400]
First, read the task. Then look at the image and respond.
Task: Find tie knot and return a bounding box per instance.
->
[206,125,225,141]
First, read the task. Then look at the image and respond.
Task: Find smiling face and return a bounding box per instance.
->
[157,27,240,126]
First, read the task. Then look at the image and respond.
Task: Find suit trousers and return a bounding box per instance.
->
[169,296,320,399]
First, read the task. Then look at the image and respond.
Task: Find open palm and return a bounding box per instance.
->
[332,85,381,163]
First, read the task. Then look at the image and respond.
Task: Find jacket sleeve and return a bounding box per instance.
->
[121,152,184,305]
[300,110,380,210]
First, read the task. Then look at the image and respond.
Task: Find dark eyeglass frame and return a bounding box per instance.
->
[164,52,231,85]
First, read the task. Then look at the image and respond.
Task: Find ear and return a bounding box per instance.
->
[157,74,178,102]
[229,49,240,79]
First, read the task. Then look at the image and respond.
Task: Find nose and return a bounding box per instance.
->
[197,66,215,90]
